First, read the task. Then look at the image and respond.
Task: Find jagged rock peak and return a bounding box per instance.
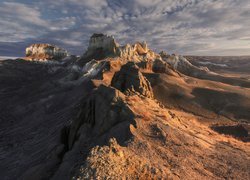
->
[25,43,68,60]
[111,62,154,98]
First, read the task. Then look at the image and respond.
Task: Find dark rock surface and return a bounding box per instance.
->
[0,59,91,179]
[111,62,154,98]
[211,124,249,142]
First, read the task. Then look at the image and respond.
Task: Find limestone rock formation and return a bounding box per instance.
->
[111,62,154,98]
[25,44,68,60]
[83,33,120,61]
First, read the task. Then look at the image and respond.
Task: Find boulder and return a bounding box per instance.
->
[111,62,154,98]
[25,44,68,60]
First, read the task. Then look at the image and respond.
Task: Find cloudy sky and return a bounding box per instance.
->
[0,0,250,56]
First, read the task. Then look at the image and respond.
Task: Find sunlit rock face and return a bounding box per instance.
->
[118,42,148,61]
[118,41,162,63]
[25,44,68,60]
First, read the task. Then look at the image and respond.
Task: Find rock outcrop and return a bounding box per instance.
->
[82,34,120,61]
[25,44,68,60]
[67,84,135,149]
[118,42,159,62]
[79,34,160,65]
[111,62,154,98]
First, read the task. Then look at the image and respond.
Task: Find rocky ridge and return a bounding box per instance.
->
[79,34,214,78]
[79,33,160,64]
[0,33,249,179]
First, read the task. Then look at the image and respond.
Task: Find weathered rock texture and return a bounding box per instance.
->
[25,44,68,60]
[111,62,154,98]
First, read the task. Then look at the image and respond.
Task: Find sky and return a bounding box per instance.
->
[0,0,250,56]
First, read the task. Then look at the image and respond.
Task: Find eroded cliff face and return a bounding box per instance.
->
[79,34,160,64]
[25,44,68,60]
[82,34,120,61]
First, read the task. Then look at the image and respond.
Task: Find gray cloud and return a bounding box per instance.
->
[0,0,250,56]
